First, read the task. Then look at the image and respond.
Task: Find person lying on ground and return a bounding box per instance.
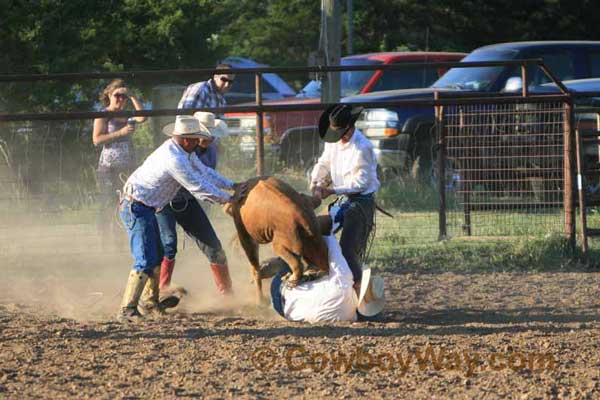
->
[262,214,385,323]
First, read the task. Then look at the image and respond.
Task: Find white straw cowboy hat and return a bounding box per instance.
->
[357,267,385,317]
[162,115,212,139]
[193,111,229,138]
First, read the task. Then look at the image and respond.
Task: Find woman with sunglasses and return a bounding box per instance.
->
[93,79,146,246]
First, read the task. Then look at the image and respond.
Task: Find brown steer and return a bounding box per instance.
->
[225,177,329,304]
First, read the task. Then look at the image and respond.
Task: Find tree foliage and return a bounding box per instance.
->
[4,0,600,74]
[2,0,600,111]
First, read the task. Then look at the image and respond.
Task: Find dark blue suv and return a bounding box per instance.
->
[347,41,600,175]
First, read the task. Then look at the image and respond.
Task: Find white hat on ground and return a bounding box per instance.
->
[193,111,228,138]
[162,115,212,139]
[357,267,385,317]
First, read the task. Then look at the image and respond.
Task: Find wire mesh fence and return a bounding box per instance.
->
[0,100,572,253]
[0,59,584,255]
[444,101,566,239]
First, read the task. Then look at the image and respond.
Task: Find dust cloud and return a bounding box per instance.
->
[0,208,278,322]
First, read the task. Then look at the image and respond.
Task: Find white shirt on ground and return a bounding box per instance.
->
[123,139,233,209]
[310,128,380,196]
[282,235,358,323]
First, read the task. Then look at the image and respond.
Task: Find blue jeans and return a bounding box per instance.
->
[119,198,163,275]
[155,198,226,264]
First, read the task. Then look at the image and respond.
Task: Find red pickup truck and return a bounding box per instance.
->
[225,51,466,167]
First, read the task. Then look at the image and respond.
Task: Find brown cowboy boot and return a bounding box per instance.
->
[210,263,233,295]
[116,270,148,323]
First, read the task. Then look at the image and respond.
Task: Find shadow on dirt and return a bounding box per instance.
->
[21,305,597,343]
[385,306,600,325]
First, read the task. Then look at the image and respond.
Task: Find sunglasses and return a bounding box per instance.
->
[113,93,128,100]
[220,77,235,84]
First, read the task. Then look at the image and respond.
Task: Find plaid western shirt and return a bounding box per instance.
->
[123,139,233,209]
[176,78,225,202]
[177,78,226,116]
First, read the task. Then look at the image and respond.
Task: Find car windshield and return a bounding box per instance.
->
[296,58,382,98]
[341,59,382,96]
[433,49,518,91]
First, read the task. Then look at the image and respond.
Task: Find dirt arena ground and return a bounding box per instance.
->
[1,220,600,399]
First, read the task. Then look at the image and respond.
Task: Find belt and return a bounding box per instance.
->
[347,192,374,200]
[123,195,155,211]
[121,183,154,210]
[279,286,286,308]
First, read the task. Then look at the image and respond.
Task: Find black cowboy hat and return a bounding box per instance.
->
[318,104,364,143]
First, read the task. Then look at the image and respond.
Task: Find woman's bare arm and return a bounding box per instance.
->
[92,117,132,146]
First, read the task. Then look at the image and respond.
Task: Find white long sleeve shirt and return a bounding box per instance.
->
[281,234,358,323]
[123,139,233,209]
[310,128,380,196]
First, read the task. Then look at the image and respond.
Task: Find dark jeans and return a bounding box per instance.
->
[335,195,375,283]
[155,198,226,264]
[270,262,292,318]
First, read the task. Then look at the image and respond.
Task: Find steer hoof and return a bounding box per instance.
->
[282,272,301,288]
[284,280,299,288]
[302,270,327,283]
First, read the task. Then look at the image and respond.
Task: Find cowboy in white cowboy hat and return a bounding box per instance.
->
[263,211,385,323]
[116,115,244,322]
[153,112,234,312]
[194,111,229,138]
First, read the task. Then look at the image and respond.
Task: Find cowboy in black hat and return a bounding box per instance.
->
[310,104,380,288]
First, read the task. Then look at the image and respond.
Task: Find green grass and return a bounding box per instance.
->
[212,157,600,272]
[3,144,600,273]
[368,205,599,273]
[3,196,600,273]
[368,231,600,274]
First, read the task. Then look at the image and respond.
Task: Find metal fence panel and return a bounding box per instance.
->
[444,101,566,238]
[0,99,571,253]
